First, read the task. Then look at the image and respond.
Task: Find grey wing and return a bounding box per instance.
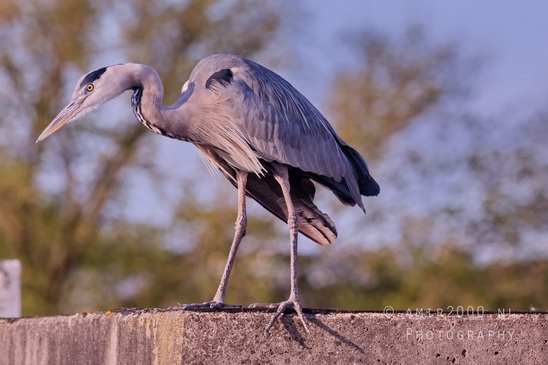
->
[208,59,379,210]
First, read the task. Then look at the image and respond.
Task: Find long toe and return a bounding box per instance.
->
[263,299,310,336]
[179,301,242,310]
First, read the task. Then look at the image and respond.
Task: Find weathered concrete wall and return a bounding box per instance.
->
[0,308,546,364]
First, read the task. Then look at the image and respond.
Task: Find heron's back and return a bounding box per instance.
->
[187,54,379,244]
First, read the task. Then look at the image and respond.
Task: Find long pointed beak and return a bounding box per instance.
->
[36,100,81,143]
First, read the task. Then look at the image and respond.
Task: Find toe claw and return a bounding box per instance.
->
[262,298,310,335]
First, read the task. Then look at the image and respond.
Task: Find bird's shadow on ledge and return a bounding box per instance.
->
[281,312,364,353]
[168,306,365,353]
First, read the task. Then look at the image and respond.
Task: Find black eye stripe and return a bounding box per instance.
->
[80,67,107,87]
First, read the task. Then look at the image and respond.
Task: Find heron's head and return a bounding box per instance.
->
[36,65,129,142]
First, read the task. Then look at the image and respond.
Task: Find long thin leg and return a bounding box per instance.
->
[211,170,248,303]
[263,165,310,335]
[180,170,248,309]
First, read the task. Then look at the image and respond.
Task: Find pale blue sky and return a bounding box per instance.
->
[297,0,548,115]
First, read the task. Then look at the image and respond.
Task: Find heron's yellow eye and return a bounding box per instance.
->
[86,83,94,92]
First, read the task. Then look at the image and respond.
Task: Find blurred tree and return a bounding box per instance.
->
[330,25,475,160]
[296,243,548,311]
[463,114,548,258]
[321,25,548,310]
[0,0,293,315]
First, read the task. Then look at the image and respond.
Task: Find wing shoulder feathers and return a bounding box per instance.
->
[195,55,379,205]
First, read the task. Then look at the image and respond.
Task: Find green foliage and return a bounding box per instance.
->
[299,244,548,311]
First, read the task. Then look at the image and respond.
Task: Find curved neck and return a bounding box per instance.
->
[131,86,169,136]
[122,64,167,133]
[119,63,194,142]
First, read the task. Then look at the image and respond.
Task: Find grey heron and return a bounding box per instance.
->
[37,54,380,335]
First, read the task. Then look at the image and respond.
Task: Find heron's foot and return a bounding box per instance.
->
[179,301,242,310]
[259,298,310,336]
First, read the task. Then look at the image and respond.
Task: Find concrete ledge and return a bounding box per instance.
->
[1,308,546,364]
